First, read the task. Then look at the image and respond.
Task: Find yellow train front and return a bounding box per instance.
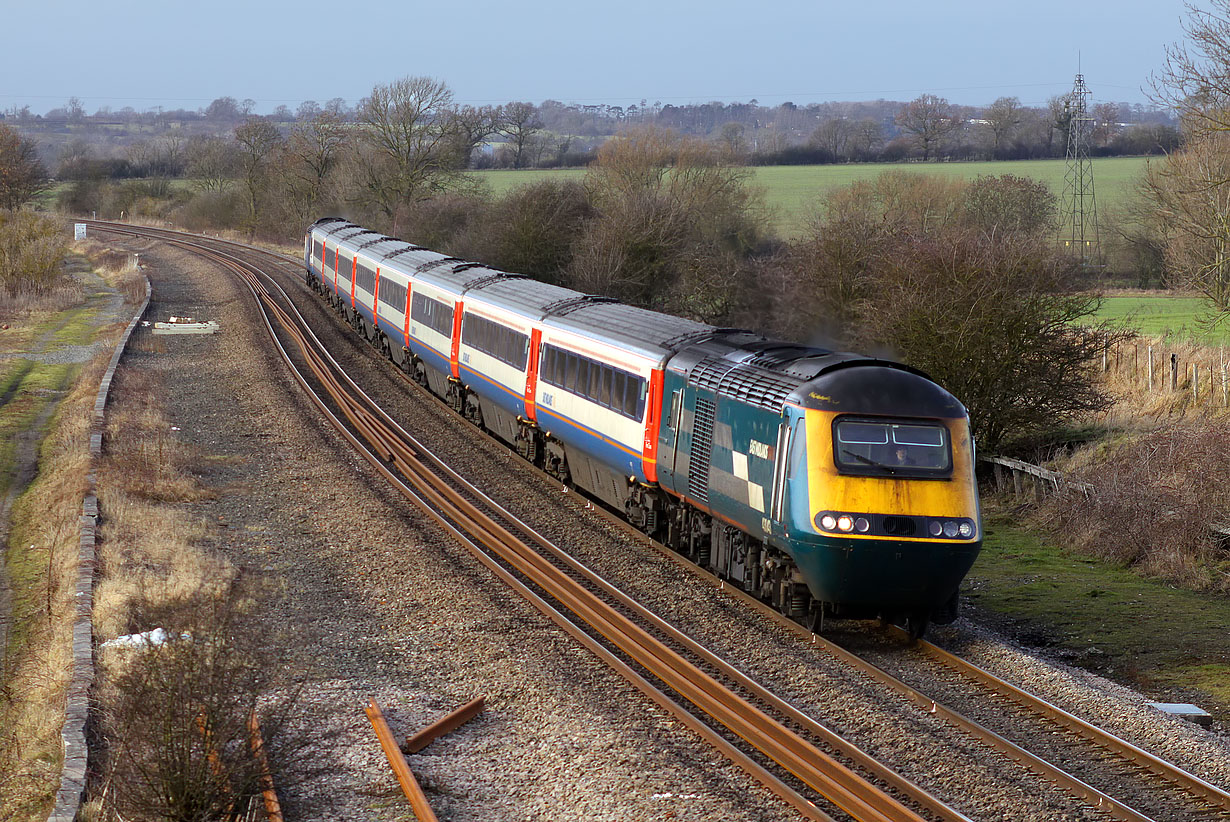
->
[784,361,980,633]
[655,341,981,637]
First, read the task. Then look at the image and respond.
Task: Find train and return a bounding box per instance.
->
[303,217,981,637]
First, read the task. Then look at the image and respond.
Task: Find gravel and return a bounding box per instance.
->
[103,235,1230,822]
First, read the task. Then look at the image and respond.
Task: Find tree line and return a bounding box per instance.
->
[0,69,1193,455]
[7,85,1179,175]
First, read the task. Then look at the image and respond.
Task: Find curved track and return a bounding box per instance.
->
[88,221,1230,822]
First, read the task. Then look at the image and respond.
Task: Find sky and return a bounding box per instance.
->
[0,0,1193,114]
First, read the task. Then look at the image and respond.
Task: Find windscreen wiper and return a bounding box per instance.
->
[842,449,897,473]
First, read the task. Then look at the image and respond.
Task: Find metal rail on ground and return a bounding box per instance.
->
[89,221,1230,822]
[89,221,965,822]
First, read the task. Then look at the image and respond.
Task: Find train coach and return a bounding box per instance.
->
[305,217,981,637]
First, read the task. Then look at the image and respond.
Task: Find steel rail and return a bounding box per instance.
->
[366,700,440,822]
[98,221,1224,821]
[87,224,859,820]
[906,631,1230,815]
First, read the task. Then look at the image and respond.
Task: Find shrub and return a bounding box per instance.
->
[1042,421,1230,591]
[0,210,69,298]
[99,587,316,822]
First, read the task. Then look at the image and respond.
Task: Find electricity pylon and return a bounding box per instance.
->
[1059,71,1100,264]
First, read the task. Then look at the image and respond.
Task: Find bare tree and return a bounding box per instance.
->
[500,102,543,168]
[295,100,321,121]
[1091,102,1121,147]
[1145,1,1230,322]
[204,96,242,121]
[352,76,464,232]
[185,135,239,192]
[1152,0,1230,137]
[1142,133,1230,314]
[717,122,749,162]
[233,118,284,224]
[983,96,1023,155]
[809,117,854,158]
[0,124,49,209]
[279,110,348,222]
[895,94,960,160]
[1046,94,1073,155]
[450,104,502,167]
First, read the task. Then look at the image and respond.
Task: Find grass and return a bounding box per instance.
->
[471,156,1152,236]
[0,249,145,820]
[1092,295,1230,345]
[1,352,102,821]
[964,512,1230,719]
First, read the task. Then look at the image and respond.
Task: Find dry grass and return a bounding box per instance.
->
[0,353,108,822]
[1,241,159,820]
[1096,335,1230,424]
[94,367,232,640]
[1026,333,1230,594]
[1041,419,1230,592]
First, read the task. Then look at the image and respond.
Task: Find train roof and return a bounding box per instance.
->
[412,261,523,295]
[543,301,718,363]
[461,277,581,320]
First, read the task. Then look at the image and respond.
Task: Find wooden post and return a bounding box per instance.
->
[1223,360,1228,407]
[1171,354,1178,392]
[1102,338,1108,373]
[1134,344,1138,379]
[993,462,1005,492]
[1193,363,1199,403]
[1147,345,1154,392]
[1012,469,1022,496]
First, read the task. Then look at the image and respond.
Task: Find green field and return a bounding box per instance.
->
[1093,295,1230,345]
[472,156,1151,237]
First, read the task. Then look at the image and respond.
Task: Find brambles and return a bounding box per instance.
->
[1042,421,1230,592]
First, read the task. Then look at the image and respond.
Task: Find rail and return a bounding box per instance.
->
[89,221,1230,822]
[89,221,965,822]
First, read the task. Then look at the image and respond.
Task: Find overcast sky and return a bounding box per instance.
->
[0,0,1192,114]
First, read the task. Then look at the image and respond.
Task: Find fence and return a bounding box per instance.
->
[1100,338,1230,408]
[981,456,1091,500]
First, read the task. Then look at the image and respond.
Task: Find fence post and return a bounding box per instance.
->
[1171,353,1178,392]
[1148,345,1154,392]
[1194,363,1199,404]
[1223,360,1228,407]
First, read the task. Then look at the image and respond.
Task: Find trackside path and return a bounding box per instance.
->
[0,255,128,679]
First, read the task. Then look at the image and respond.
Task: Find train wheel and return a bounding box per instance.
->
[901,610,930,641]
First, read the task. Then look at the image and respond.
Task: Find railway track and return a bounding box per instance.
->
[88,221,1230,822]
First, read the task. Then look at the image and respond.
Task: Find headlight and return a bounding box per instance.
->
[836,515,854,532]
[958,521,974,538]
[943,521,959,538]
[819,514,837,531]
[854,517,870,533]
[928,520,943,537]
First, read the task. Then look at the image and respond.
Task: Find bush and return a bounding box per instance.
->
[467,179,594,285]
[1043,422,1230,591]
[99,587,317,822]
[176,189,247,232]
[0,210,69,298]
